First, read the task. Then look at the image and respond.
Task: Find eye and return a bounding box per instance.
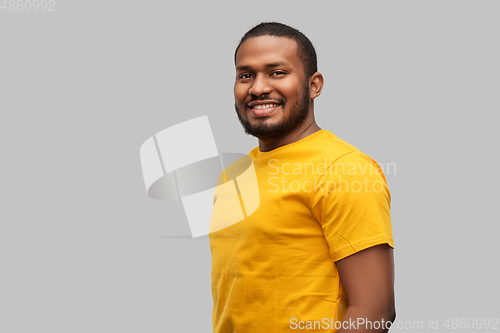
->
[239,73,253,80]
[271,71,286,76]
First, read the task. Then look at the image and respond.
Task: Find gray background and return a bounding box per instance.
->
[1,0,499,332]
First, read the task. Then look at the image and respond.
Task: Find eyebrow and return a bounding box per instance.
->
[236,61,290,71]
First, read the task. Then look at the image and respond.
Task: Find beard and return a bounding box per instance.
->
[235,83,311,141]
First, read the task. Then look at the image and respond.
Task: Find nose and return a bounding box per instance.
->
[249,74,272,96]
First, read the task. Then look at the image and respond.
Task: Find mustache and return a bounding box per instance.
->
[246,95,284,106]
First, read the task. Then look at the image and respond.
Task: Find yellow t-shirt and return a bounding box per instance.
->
[209,129,394,332]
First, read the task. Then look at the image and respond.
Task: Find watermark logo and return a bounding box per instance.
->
[139,116,259,238]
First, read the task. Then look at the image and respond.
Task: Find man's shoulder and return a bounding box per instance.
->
[305,129,371,163]
[307,130,386,176]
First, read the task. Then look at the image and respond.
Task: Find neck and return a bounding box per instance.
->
[258,116,321,152]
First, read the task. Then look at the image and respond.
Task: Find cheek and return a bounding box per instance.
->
[276,80,302,98]
[234,86,247,103]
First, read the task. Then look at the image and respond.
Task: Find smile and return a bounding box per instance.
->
[252,103,280,110]
[249,104,281,117]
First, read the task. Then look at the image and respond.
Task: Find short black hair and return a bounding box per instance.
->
[234,22,318,79]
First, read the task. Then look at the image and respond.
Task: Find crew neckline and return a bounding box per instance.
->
[255,129,329,155]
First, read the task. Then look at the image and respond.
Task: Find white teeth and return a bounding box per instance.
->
[253,103,279,110]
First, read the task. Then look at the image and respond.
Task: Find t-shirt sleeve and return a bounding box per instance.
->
[310,152,394,262]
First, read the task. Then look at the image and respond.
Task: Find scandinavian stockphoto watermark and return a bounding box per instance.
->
[140,116,396,237]
[289,317,499,330]
[267,158,396,195]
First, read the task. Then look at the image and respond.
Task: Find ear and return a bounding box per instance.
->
[309,72,324,100]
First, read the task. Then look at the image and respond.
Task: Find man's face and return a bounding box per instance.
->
[234,36,311,140]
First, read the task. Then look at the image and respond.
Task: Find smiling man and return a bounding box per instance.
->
[209,22,395,333]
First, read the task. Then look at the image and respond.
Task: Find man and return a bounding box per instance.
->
[209,22,395,332]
